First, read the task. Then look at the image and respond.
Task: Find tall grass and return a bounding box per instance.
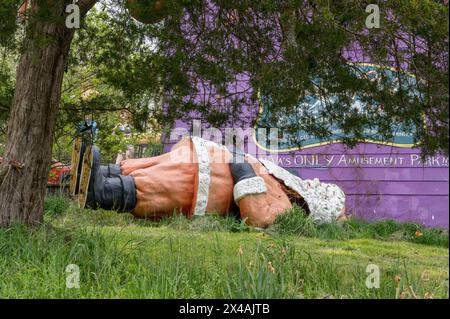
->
[269,206,449,248]
[158,213,251,233]
[43,197,448,249]
[0,222,447,299]
[0,196,446,298]
[44,195,71,217]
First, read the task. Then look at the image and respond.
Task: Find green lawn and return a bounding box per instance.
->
[0,196,448,299]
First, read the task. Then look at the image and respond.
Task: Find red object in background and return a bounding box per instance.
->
[47,162,71,186]
[0,156,70,187]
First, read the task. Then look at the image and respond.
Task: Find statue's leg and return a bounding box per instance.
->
[71,141,122,198]
[120,137,193,176]
[131,160,198,219]
[99,163,121,178]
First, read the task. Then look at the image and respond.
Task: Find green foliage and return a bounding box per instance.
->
[0,202,447,298]
[51,6,163,162]
[0,0,21,46]
[44,195,71,217]
[0,1,21,140]
[250,1,449,156]
[141,140,164,157]
[269,206,449,248]
[0,67,13,135]
[0,0,448,156]
[0,46,17,137]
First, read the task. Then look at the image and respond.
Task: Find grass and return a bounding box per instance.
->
[269,206,449,248]
[0,196,447,299]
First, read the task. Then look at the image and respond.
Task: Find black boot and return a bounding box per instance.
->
[86,147,136,212]
[99,164,121,178]
[74,144,121,193]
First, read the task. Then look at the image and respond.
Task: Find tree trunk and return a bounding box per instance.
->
[0,1,75,227]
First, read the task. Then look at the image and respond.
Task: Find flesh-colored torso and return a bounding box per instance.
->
[121,138,234,218]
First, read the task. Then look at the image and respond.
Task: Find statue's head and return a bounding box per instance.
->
[126,0,169,24]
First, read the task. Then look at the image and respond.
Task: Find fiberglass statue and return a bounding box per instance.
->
[70,136,347,228]
[67,1,346,227]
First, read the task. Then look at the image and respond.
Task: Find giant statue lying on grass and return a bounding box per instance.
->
[71,137,347,228]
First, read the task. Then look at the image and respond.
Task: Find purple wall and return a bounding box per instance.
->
[164,111,449,229]
[162,5,449,229]
[256,144,449,229]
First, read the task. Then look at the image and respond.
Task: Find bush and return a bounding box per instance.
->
[44,195,70,217]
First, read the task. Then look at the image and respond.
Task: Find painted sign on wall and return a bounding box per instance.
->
[256,63,418,151]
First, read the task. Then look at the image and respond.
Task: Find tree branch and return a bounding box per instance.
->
[78,0,98,16]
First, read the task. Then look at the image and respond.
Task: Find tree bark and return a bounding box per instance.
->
[0,0,96,227]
